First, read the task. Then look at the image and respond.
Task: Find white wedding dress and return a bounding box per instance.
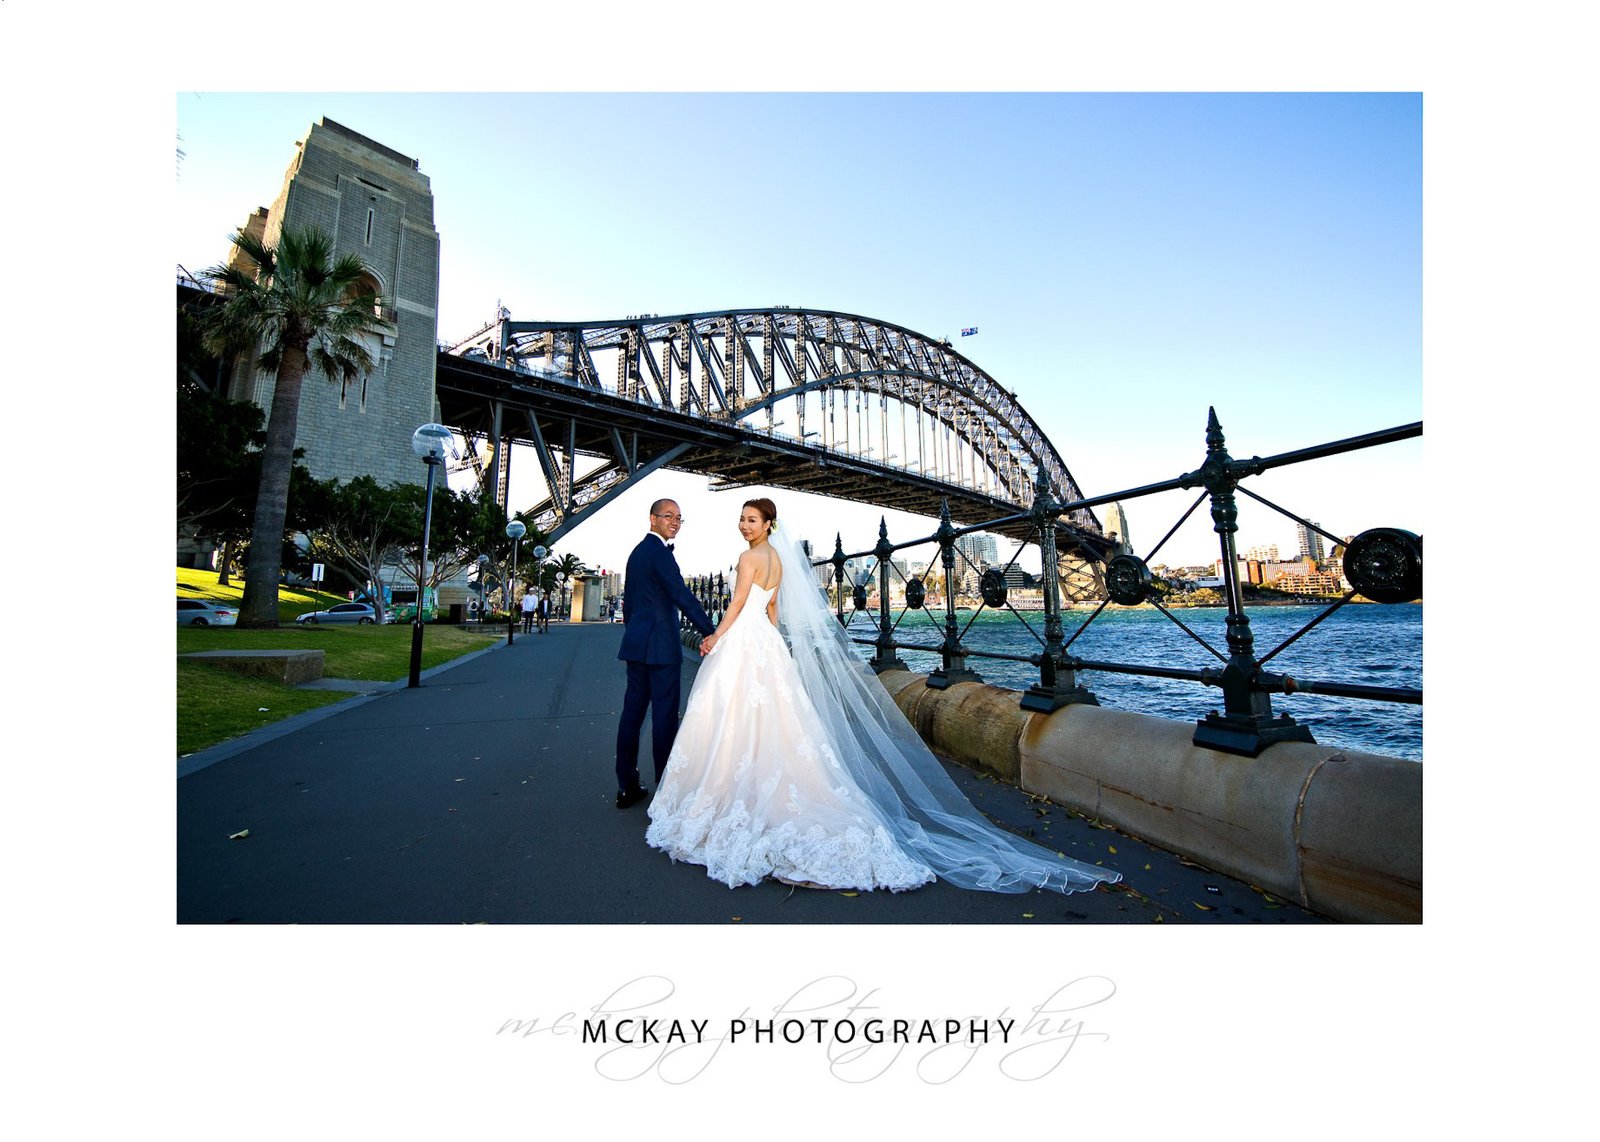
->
[646,523,1120,896]
[646,580,937,890]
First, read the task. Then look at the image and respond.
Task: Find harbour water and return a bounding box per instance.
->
[844,602,1423,761]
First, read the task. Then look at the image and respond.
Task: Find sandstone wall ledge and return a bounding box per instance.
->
[878,670,1421,924]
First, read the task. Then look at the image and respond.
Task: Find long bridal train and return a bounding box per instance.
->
[645,509,1120,897]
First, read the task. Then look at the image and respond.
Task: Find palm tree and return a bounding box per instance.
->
[549,552,584,613]
[200,227,390,626]
[553,552,584,580]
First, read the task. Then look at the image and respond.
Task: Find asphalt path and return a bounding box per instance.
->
[177,621,1325,924]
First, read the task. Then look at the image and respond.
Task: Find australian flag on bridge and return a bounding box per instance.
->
[960,326,978,336]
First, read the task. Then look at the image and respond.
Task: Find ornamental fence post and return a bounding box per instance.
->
[1189,408,1314,755]
[1021,470,1098,712]
[869,516,907,673]
[927,499,981,689]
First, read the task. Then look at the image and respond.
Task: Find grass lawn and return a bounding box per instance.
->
[177,568,499,757]
[177,565,347,623]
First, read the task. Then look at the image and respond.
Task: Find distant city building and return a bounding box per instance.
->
[1296,521,1326,563]
[1243,542,1280,563]
[1271,567,1343,596]
[798,538,841,588]
[956,532,999,568]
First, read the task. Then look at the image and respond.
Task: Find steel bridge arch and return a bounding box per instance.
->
[436,307,1106,551]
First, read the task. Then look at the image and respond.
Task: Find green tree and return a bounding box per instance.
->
[411,488,511,595]
[177,315,322,586]
[199,227,390,626]
[176,376,264,540]
[301,476,418,624]
[552,552,584,582]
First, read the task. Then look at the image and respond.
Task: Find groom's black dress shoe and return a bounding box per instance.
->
[616,784,648,809]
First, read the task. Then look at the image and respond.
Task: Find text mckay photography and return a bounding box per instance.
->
[496,973,1117,1084]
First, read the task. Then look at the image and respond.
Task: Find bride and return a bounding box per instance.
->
[645,497,1120,896]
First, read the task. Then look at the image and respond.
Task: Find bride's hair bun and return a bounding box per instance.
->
[744,497,778,532]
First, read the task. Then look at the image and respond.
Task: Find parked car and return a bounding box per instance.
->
[178,598,239,627]
[295,602,380,625]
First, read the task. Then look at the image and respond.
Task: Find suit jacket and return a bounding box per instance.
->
[617,534,715,664]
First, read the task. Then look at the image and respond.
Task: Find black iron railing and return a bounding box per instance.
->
[686,572,733,632]
[808,409,1422,757]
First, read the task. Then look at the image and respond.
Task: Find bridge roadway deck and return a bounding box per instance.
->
[177,622,1324,925]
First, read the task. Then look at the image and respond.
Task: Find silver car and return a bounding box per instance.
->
[178,598,239,626]
[297,594,380,623]
[295,602,380,625]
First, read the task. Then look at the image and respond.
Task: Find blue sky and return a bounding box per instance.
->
[176,92,1421,575]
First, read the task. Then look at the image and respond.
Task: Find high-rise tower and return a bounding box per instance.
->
[225,118,442,488]
[1296,520,1326,563]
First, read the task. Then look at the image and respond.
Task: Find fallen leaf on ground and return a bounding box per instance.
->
[1193,902,1213,911]
[228,829,249,840]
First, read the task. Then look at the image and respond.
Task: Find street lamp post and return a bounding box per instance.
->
[506,519,526,646]
[531,545,548,632]
[408,423,456,688]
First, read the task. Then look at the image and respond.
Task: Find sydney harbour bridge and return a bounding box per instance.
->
[434,307,1113,579]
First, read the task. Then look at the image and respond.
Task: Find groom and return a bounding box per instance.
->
[614,498,715,808]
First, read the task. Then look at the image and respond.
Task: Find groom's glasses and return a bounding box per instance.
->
[653,512,683,523]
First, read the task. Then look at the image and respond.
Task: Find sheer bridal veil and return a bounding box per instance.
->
[767,521,1119,895]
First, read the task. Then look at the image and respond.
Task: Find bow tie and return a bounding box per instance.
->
[666,543,675,551]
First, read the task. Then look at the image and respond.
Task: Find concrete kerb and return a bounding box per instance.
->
[176,638,509,779]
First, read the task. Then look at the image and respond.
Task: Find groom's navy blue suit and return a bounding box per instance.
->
[616,533,715,793]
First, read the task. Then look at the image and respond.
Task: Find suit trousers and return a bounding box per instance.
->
[615,660,683,790]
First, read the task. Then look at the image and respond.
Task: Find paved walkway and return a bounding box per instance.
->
[177,622,1326,924]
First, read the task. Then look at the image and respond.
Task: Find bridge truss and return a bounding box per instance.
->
[435,308,1108,554]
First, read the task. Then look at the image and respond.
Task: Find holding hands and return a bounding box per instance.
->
[700,632,719,656]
